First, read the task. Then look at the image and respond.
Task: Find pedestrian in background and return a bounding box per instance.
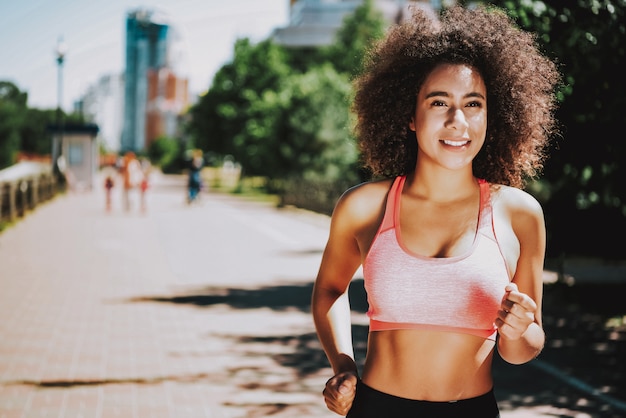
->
[104,174,114,212]
[187,149,203,204]
[139,158,151,213]
[311,5,561,417]
[120,151,143,212]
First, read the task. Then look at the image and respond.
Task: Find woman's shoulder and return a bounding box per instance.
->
[332,177,395,223]
[339,177,394,206]
[490,183,545,234]
[491,184,543,215]
[489,184,546,270]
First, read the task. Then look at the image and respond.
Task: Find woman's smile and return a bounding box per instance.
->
[441,139,470,147]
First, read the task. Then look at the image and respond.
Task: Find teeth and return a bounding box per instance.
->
[443,140,469,146]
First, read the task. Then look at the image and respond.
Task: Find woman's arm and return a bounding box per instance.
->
[312,182,387,415]
[496,189,546,364]
[312,191,363,375]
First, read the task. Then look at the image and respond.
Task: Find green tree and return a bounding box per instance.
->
[20,108,57,156]
[187,38,290,158]
[147,136,181,173]
[243,64,357,181]
[485,0,626,258]
[324,0,386,77]
[0,82,28,169]
[186,0,386,190]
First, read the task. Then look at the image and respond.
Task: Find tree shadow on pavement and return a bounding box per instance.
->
[128,278,369,314]
[129,279,626,417]
[129,282,317,312]
[5,373,223,388]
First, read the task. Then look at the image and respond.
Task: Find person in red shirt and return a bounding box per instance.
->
[104,175,114,212]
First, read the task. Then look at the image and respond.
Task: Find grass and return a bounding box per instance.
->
[209,175,280,206]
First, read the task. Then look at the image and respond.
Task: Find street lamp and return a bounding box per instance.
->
[55,36,67,111]
[53,36,68,182]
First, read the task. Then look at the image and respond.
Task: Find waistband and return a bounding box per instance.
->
[347,380,500,418]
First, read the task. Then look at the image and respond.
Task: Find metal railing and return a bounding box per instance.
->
[0,162,60,224]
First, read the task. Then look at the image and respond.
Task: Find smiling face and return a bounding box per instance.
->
[409,63,487,173]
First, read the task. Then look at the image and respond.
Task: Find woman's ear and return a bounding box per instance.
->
[409,118,416,132]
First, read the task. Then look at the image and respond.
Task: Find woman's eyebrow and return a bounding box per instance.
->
[424,91,486,100]
[466,92,486,100]
[424,90,449,99]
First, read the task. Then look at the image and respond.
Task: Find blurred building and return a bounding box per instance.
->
[145,67,188,147]
[76,73,124,153]
[122,8,189,153]
[272,0,443,47]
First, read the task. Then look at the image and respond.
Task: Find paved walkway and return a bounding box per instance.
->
[0,172,624,418]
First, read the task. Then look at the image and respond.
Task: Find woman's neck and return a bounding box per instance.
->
[405,166,477,203]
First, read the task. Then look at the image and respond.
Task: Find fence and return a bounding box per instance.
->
[0,162,59,225]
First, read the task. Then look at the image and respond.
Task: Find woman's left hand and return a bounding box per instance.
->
[495,282,538,340]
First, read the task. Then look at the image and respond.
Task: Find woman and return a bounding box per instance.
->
[311,5,561,417]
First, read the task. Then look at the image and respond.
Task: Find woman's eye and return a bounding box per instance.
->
[466,101,482,108]
[432,100,446,107]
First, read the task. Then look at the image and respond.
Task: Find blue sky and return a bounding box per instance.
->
[0,0,289,111]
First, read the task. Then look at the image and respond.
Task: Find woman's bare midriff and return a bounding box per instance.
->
[361,329,496,401]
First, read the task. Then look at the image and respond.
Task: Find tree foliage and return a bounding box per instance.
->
[20,108,58,156]
[147,136,181,173]
[186,0,386,187]
[0,82,28,169]
[187,39,290,158]
[323,0,386,77]
[486,0,626,258]
[0,81,85,169]
[243,64,356,181]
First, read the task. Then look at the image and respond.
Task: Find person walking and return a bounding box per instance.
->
[139,158,151,213]
[311,5,561,417]
[187,149,204,204]
[104,174,115,212]
[120,151,143,212]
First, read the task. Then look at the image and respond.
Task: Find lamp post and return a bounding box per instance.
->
[56,36,67,112]
[54,36,68,183]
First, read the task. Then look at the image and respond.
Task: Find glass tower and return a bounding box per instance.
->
[121,9,169,152]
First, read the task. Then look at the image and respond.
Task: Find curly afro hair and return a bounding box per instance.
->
[353,5,561,188]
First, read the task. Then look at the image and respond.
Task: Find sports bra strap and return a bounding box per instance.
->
[379,176,405,232]
[477,178,492,234]
[478,178,490,211]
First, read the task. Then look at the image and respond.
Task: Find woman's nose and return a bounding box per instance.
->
[445,108,469,130]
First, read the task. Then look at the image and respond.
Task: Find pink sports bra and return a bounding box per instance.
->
[362,176,511,340]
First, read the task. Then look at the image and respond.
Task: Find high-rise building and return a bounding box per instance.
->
[122,8,188,152]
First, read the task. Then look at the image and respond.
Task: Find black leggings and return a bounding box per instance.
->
[346,381,500,418]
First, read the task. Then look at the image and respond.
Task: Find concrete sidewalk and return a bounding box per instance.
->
[0,172,623,418]
[0,173,332,417]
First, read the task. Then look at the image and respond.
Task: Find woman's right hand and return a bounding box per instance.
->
[323,371,358,416]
